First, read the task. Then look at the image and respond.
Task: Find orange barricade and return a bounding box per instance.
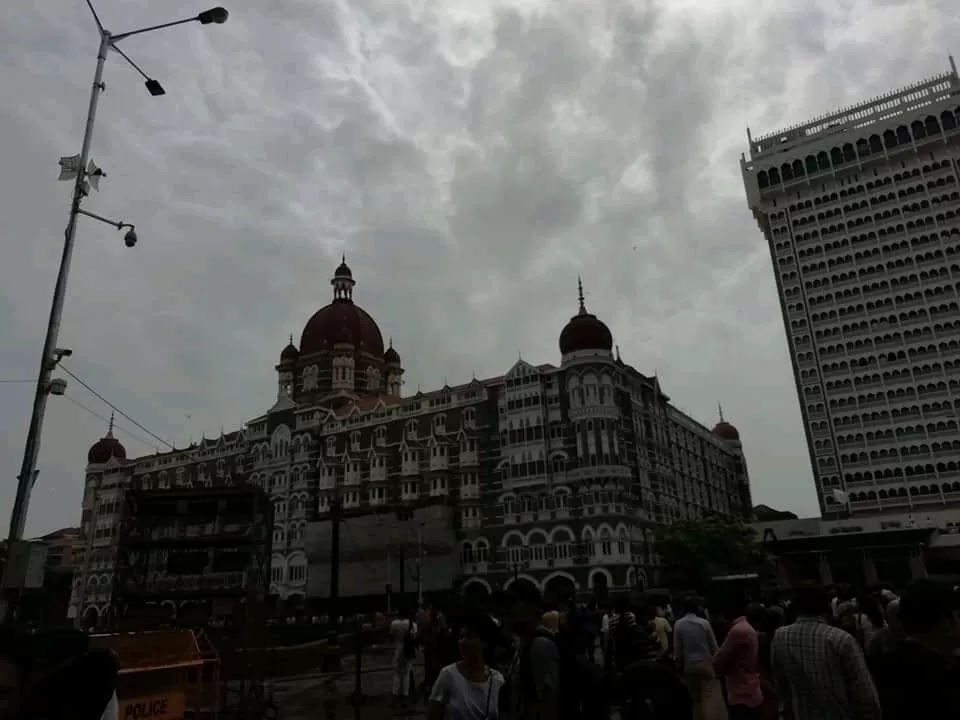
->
[90,630,220,719]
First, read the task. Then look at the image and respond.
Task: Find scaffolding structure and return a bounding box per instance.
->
[111,486,272,719]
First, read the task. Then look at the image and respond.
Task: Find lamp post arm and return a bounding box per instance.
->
[7,30,111,544]
[111,16,196,43]
[76,208,132,231]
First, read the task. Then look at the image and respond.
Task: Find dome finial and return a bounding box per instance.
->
[615,345,622,362]
[718,402,725,422]
[107,411,115,437]
[577,275,586,314]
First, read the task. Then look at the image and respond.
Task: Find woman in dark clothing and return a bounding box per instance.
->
[422,609,443,700]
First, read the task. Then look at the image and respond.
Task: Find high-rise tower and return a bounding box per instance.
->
[742,60,960,519]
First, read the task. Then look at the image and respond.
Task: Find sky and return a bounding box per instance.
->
[0,0,955,537]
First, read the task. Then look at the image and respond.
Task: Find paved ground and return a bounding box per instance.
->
[273,660,425,720]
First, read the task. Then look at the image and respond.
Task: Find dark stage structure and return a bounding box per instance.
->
[110,486,272,718]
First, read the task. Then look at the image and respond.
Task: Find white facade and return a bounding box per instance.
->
[742,60,960,518]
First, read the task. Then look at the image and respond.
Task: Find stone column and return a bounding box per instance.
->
[908,546,928,580]
[862,551,879,586]
[818,553,834,586]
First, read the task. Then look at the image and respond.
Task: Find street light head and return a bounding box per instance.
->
[144,79,166,97]
[197,6,229,24]
[124,228,138,248]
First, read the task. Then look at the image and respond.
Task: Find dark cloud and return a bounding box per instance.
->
[0,0,956,534]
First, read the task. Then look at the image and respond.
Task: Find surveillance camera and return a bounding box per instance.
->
[124,229,137,248]
[54,348,73,358]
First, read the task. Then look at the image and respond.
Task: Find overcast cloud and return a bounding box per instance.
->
[0,0,955,535]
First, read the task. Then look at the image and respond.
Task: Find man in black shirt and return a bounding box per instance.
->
[871,579,960,719]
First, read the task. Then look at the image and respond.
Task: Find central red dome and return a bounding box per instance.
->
[300,303,385,356]
[299,259,385,357]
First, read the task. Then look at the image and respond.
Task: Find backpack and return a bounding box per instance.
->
[402,622,418,659]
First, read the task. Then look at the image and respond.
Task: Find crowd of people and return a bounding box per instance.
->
[2,578,959,719]
[396,578,960,720]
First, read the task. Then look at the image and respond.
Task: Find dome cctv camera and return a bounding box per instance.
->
[124,229,137,248]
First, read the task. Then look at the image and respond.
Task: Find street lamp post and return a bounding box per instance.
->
[5,1,229,548]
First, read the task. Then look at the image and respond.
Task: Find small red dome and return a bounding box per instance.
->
[280,340,299,363]
[712,421,741,442]
[384,344,400,364]
[559,278,614,355]
[559,312,613,355]
[87,432,126,465]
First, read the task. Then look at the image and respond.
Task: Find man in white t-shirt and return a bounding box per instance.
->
[391,612,419,706]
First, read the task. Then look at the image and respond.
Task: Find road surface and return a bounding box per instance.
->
[273,659,425,720]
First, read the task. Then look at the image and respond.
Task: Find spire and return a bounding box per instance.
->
[389,337,393,348]
[577,275,586,314]
[615,345,622,362]
[106,412,115,438]
[288,333,293,345]
[718,402,725,423]
[342,251,346,264]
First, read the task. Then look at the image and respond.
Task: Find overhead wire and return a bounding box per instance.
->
[62,393,158,450]
[59,363,174,450]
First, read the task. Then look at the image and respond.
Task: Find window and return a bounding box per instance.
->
[350,431,361,452]
[376,426,387,446]
[461,473,479,498]
[460,507,480,527]
[369,487,386,505]
[402,481,418,499]
[326,437,336,457]
[289,565,306,582]
[463,408,476,429]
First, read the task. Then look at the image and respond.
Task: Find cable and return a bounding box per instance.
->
[59,364,174,449]
[0,379,34,384]
[62,393,158,450]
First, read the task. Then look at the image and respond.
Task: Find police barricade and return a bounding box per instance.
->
[91,629,221,719]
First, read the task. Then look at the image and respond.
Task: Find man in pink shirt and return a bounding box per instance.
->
[714,593,764,720]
